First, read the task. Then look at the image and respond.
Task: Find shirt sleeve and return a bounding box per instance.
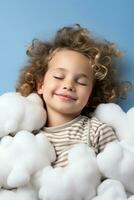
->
[89,118,118,154]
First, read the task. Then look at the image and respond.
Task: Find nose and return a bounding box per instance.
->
[62,80,75,91]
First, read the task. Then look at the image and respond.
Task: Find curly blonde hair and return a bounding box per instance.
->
[16,24,131,113]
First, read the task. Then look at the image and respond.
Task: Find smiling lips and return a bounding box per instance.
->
[55,93,77,101]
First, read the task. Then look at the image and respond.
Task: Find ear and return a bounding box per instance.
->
[37,81,43,95]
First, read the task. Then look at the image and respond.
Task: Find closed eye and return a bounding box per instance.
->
[77,82,87,86]
[77,78,88,86]
[53,76,63,80]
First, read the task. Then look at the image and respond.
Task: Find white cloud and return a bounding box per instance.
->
[0,92,47,137]
[0,184,38,200]
[94,103,134,140]
[92,179,134,200]
[0,130,56,188]
[97,140,134,194]
[33,144,101,200]
[0,93,134,199]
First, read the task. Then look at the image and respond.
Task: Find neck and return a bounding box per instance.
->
[46,110,79,127]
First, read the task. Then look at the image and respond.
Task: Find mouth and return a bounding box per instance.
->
[54,93,77,101]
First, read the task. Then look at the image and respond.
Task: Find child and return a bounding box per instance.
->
[16,24,131,168]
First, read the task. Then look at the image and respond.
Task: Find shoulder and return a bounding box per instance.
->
[90,116,104,129]
[90,116,116,136]
[89,116,118,153]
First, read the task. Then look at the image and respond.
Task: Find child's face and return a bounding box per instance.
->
[38,49,94,118]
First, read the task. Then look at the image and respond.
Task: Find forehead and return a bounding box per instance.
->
[48,49,92,74]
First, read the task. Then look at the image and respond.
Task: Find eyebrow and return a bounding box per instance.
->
[53,67,89,79]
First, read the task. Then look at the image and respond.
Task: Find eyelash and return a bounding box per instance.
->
[53,76,87,86]
[53,76,63,80]
[77,82,87,86]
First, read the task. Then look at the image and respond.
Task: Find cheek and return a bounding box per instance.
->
[80,87,92,104]
[81,87,92,98]
[42,81,57,98]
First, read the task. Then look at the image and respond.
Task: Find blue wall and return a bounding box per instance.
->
[0,0,133,110]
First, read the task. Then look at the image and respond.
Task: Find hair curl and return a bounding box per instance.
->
[16,24,132,113]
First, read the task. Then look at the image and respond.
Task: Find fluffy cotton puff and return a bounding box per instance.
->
[33,144,101,200]
[129,196,134,200]
[0,184,38,200]
[0,130,56,188]
[92,179,127,200]
[0,92,47,137]
[97,140,134,194]
[94,103,134,140]
[65,144,101,199]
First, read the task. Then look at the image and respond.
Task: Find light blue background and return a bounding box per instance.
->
[0,0,133,111]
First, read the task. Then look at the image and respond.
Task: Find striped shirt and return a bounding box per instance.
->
[43,115,117,167]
